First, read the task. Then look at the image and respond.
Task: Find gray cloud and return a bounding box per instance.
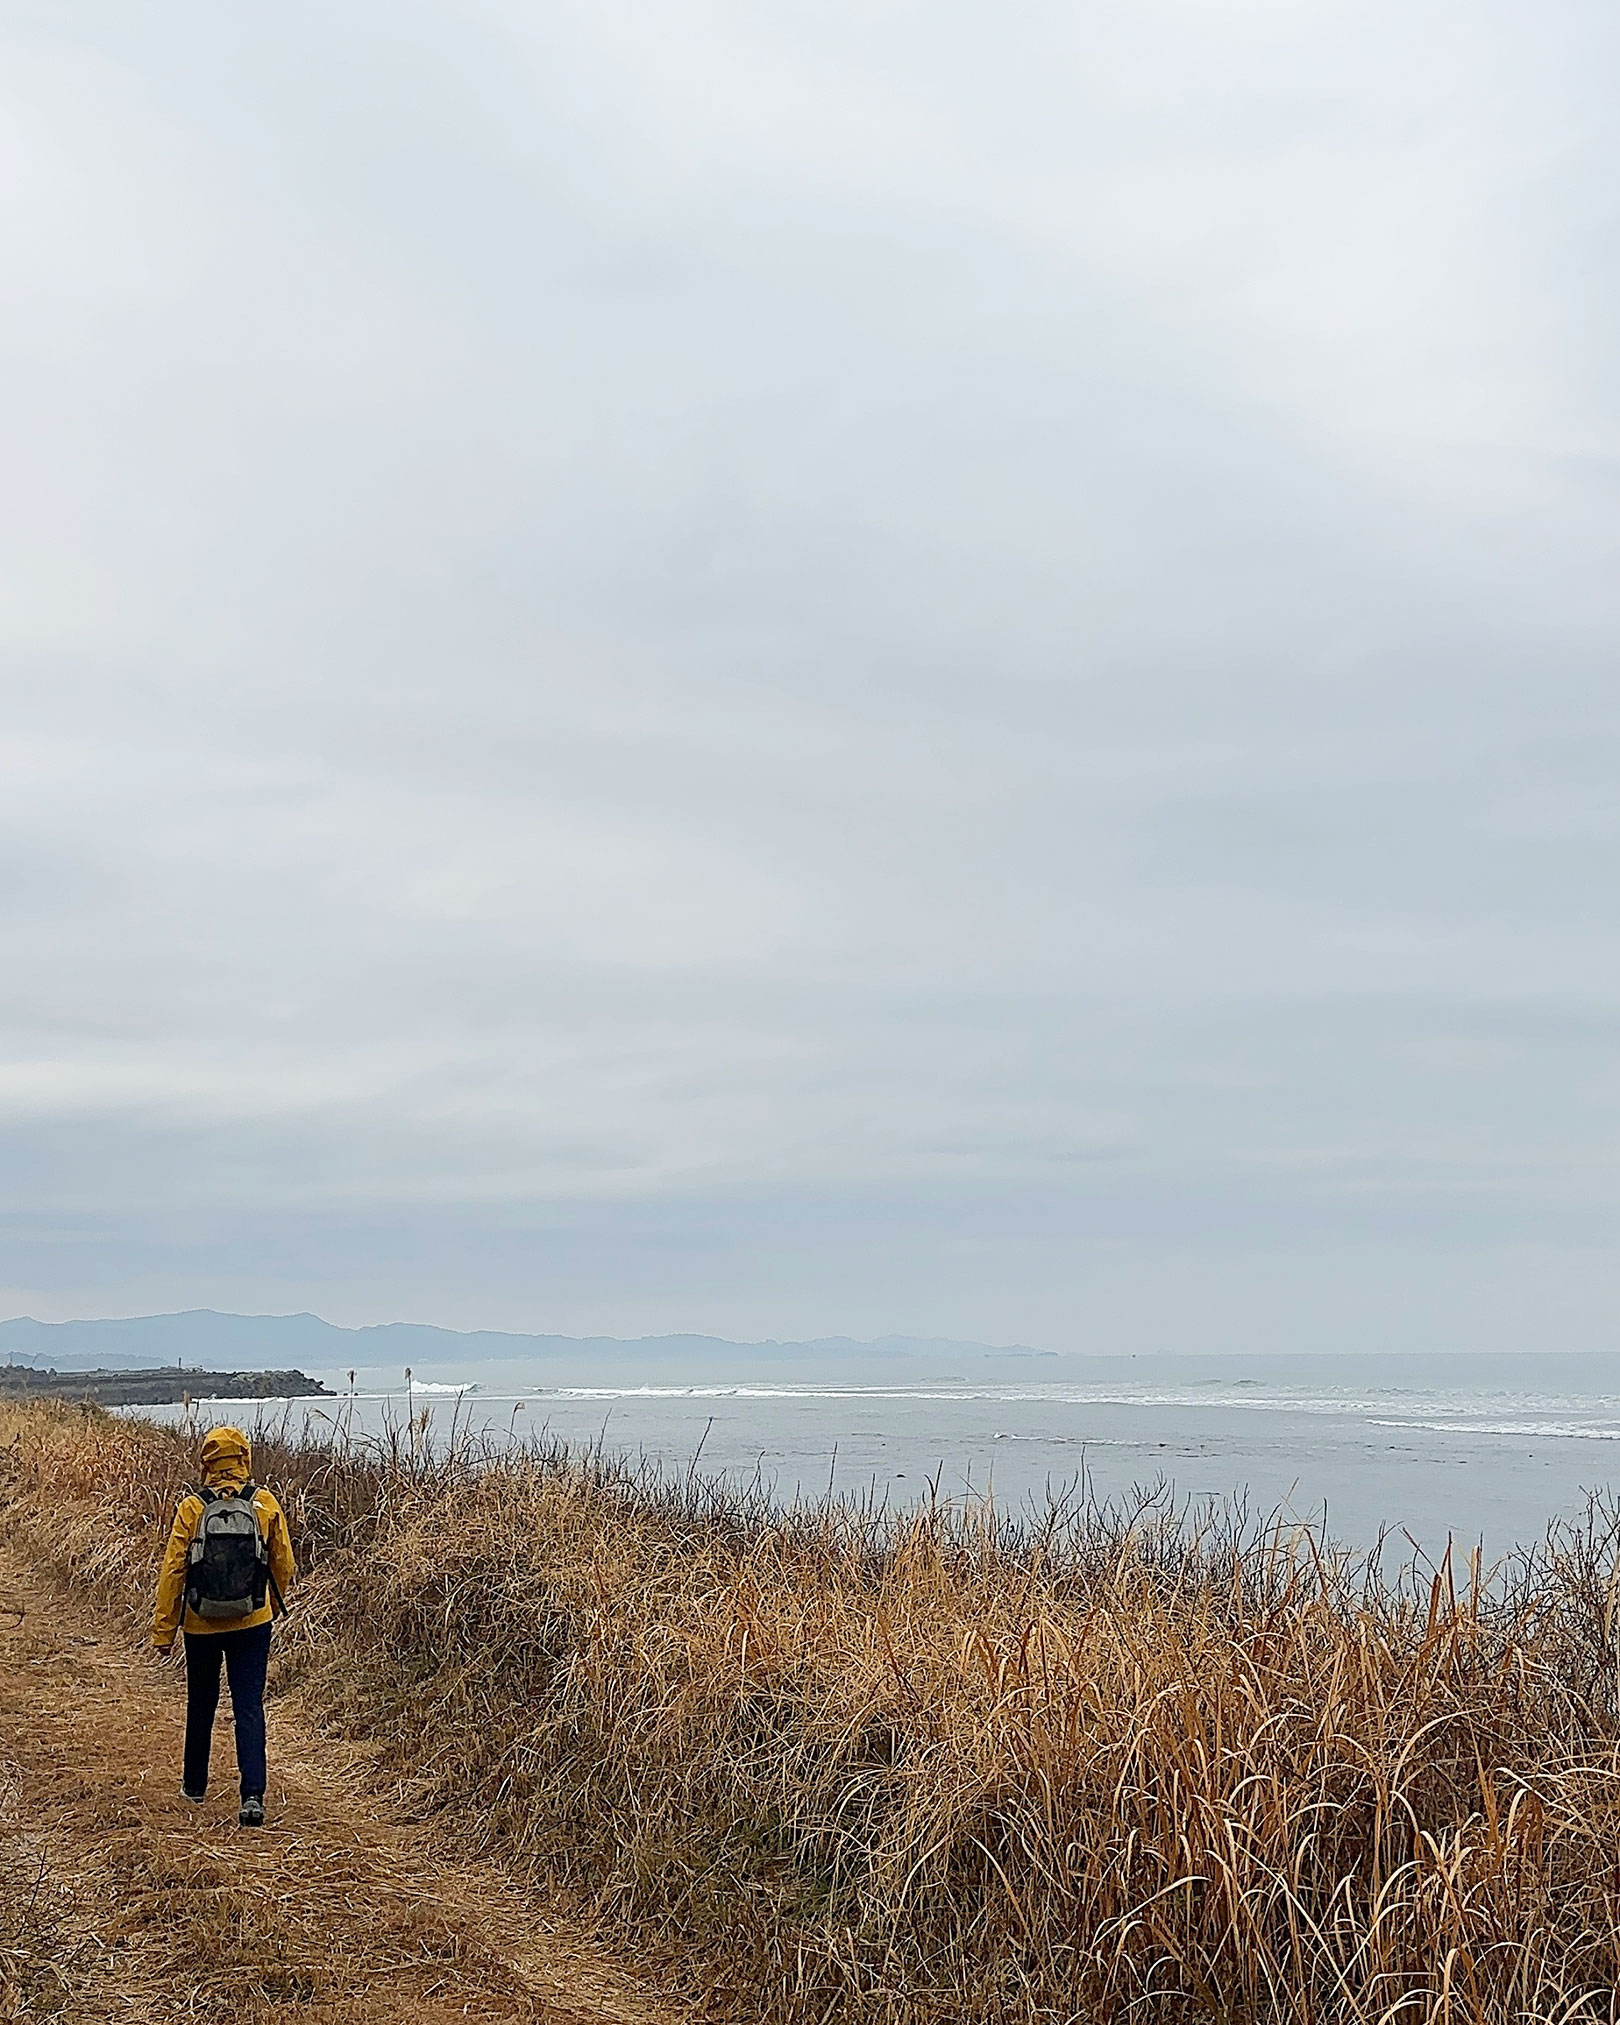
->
[3,0,1618,1348]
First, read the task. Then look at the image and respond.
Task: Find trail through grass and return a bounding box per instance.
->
[0,1533,683,2023]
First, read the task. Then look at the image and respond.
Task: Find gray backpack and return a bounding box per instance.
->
[185,1483,273,1621]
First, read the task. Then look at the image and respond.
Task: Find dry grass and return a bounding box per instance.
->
[0,1820,90,2021]
[5,1397,1620,2023]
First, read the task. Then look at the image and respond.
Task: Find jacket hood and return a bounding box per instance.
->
[199,1425,252,1492]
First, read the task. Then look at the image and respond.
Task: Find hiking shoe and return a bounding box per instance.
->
[238,1795,265,1828]
[181,1785,206,1804]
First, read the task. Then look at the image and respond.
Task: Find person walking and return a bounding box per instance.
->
[153,1425,295,1827]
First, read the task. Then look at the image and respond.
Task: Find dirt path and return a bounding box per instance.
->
[0,1543,688,2024]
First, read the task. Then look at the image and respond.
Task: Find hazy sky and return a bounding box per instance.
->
[4,1,1618,1351]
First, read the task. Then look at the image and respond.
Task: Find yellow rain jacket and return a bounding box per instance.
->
[153,1426,295,1645]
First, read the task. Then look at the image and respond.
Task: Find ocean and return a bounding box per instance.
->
[142,1366,1620,1564]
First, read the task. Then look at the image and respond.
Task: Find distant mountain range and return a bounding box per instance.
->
[3,1310,1619,1390]
[0,1309,1049,1380]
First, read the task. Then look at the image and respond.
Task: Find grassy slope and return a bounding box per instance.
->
[4,1398,1620,2023]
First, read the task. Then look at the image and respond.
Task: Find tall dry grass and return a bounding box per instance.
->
[4,1396,1620,2023]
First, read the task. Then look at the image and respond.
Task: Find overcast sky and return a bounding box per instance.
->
[3,0,1618,1352]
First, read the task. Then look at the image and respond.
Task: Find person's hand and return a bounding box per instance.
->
[155,1640,174,1658]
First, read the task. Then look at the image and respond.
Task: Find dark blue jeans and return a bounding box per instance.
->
[183,1621,272,1798]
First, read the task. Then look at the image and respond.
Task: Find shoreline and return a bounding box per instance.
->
[0,1365,334,1406]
